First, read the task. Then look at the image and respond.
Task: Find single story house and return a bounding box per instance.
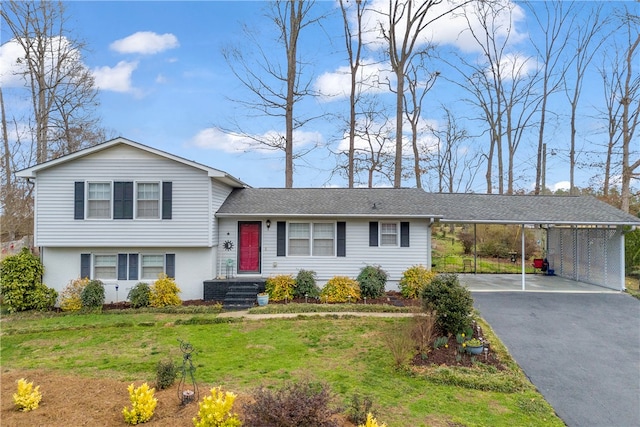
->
[17,137,640,303]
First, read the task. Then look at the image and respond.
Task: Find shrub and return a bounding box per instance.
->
[150,274,182,308]
[155,359,177,390]
[123,383,157,424]
[412,312,436,358]
[193,387,242,427]
[359,413,387,427]
[421,274,474,335]
[265,274,296,301]
[383,324,414,370]
[13,378,42,412]
[128,282,151,308]
[80,279,105,311]
[0,247,57,313]
[346,393,375,426]
[242,380,338,427]
[294,270,320,298]
[320,276,361,303]
[398,265,437,299]
[59,277,89,312]
[356,265,387,299]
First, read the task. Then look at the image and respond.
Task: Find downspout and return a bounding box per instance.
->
[521,223,526,291]
[474,223,477,273]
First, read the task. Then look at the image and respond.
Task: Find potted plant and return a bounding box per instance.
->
[464,338,484,355]
[257,292,269,306]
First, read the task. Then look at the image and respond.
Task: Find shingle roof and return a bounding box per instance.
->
[217,188,439,217]
[217,188,640,225]
[422,193,640,225]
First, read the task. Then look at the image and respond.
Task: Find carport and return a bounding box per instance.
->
[424,194,640,291]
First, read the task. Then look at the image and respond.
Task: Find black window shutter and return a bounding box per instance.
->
[369,222,379,247]
[337,222,346,257]
[162,182,172,219]
[74,182,84,219]
[128,254,138,280]
[277,221,286,256]
[114,182,133,219]
[117,254,128,280]
[80,253,91,279]
[165,254,175,278]
[401,222,410,247]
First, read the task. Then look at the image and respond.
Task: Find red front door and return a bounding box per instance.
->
[238,222,261,273]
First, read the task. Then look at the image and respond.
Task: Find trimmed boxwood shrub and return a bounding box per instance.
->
[356,265,387,299]
[420,273,473,335]
[128,282,151,308]
[266,274,296,301]
[399,265,437,299]
[80,279,105,311]
[294,270,320,298]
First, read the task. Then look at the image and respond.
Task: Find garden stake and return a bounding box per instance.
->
[177,339,198,405]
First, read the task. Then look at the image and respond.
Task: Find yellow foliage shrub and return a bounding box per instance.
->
[398,265,436,299]
[320,276,361,303]
[359,412,387,427]
[150,273,182,308]
[13,378,42,412]
[59,277,90,311]
[265,274,296,302]
[123,382,157,424]
[193,387,242,427]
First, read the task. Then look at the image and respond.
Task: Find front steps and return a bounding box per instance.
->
[223,282,259,310]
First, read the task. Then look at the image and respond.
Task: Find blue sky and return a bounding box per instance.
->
[2,0,638,192]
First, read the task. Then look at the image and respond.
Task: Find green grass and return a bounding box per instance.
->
[248,302,416,314]
[1,310,563,426]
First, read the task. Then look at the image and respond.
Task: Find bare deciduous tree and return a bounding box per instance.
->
[380,0,470,188]
[221,0,323,188]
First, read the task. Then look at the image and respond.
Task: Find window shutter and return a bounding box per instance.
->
[74,182,84,219]
[114,182,133,219]
[80,253,91,279]
[162,182,172,219]
[165,254,175,278]
[401,222,410,247]
[277,221,286,256]
[117,254,128,280]
[369,222,379,247]
[128,254,138,280]
[337,222,346,257]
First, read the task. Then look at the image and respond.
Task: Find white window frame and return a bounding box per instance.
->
[136,182,160,219]
[380,222,399,247]
[93,254,117,279]
[288,222,335,257]
[87,182,112,219]
[141,254,165,280]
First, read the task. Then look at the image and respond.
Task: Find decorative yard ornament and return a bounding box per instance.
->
[177,339,199,405]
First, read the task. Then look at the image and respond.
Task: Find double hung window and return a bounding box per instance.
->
[136,183,160,219]
[88,183,111,219]
[288,222,335,256]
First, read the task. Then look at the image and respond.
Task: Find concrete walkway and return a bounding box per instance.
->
[473,292,640,427]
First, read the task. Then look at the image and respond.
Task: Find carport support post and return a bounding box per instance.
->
[521,224,526,291]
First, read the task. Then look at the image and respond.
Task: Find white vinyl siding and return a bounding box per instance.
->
[141,254,164,279]
[32,144,234,247]
[380,222,398,246]
[88,183,111,219]
[136,182,160,219]
[94,254,117,279]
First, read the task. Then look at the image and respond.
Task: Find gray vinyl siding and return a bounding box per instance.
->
[217,217,431,287]
[34,144,227,247]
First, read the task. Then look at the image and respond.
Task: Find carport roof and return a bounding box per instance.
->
[216,188,640,226]
[423,193,640,225]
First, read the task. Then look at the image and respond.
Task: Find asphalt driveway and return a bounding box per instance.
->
[473,292,640,427]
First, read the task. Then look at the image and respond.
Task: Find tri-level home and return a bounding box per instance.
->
[17,137,640,304]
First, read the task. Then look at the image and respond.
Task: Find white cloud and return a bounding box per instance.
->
[0,39,25,87]
[314,59,394,101]
[110,31,179,55]
[550,181,570,192]
[92,61,138,93]
[360,0,526,54]
[191,128,323,154]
